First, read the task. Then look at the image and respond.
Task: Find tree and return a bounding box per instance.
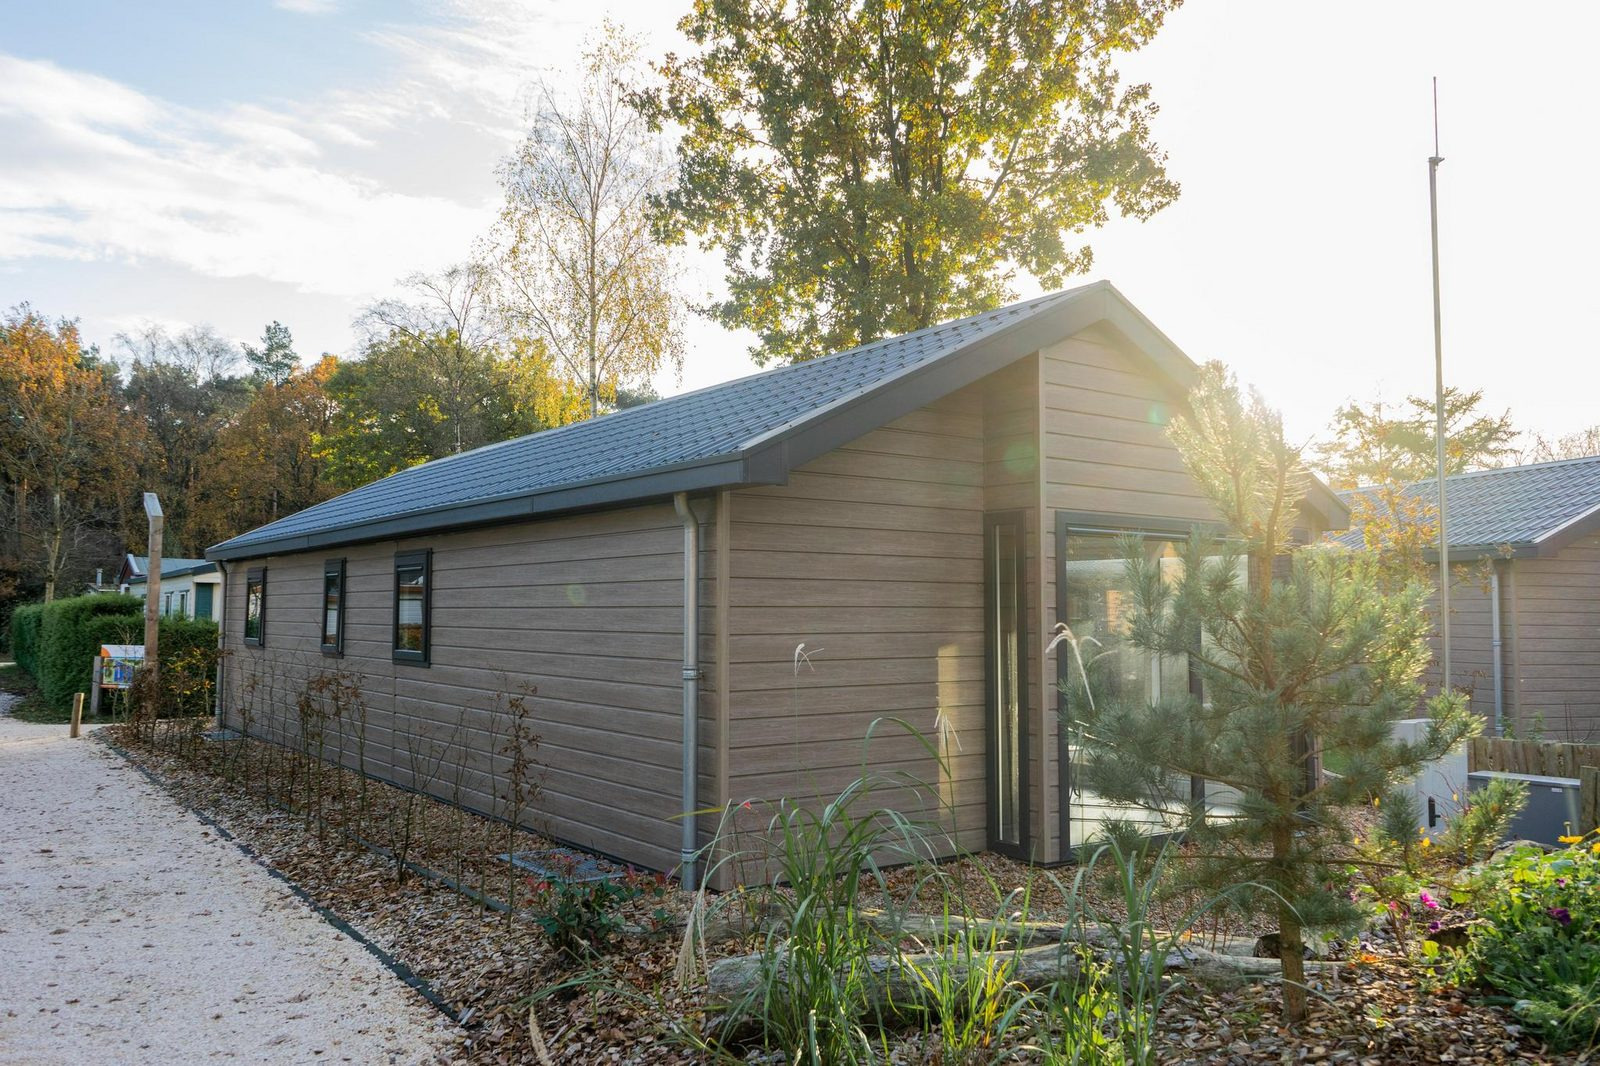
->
[1316,387,1517,488]
[191,356,340,545]
[0,306,136,601]
[323,321,582,490]
[492,25,684,417]
[117,330,253,554]
[243,321,299,386]
[1064,363,1477,1023]
[642,0,1180,365]
[1525,425,1600,463]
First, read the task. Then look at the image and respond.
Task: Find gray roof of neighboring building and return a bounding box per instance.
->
[1335,454,1600,558]
[207,281,1348,562]
[127,557,216,582]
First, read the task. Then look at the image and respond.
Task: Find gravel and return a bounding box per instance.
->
[0,706,455,1065]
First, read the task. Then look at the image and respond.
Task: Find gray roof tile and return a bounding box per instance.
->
[1336,454,1600,551]
[209,287,1093,559]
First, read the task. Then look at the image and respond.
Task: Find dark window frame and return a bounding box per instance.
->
[984,510,1031,861]
[1055,512,1217,856]
[392,549,431,666]
[321,558,346,656]
[243,567,267,646]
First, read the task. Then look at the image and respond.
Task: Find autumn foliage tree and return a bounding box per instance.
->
[643,0,1181,364]
[0,306,136,601]
[190,356,341,547]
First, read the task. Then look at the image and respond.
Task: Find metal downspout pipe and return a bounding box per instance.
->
[1490,561,1505,737]
[673,492,701,892]
[214,560,228,731]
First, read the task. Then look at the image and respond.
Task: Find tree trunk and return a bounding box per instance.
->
[1274,825,1308,1023]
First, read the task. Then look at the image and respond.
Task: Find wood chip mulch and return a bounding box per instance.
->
[105,729,1587,1065]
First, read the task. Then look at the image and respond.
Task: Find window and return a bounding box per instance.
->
[392,550,430,664]
[177,590,187,617]
[163,592,172,616]
[244,568,266,645]
[1058,517,1207,849]
[321,559,345,655]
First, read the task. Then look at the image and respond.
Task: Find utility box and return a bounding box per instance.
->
[1390,718,1468,839]
[1468,770,1582,846]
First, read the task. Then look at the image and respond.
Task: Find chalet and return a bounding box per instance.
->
[1341,455,1600,743]
[205,283,1347,884]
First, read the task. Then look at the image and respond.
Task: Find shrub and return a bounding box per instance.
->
[525,862,670,961]
[1441,776,1529,864]
[36,594,143,710]
[1455,838,1600,1049]
[10,594,220,714]
[9,603,44,675]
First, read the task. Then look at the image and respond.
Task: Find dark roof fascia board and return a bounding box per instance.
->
[207,455,754,561]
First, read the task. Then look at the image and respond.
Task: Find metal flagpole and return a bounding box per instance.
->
[1428,78,1451,693]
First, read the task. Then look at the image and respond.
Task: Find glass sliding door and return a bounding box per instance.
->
[985,512,1029,857]
[1058,523,1197,850]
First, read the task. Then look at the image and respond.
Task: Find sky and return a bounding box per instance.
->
[3,1,1598,447]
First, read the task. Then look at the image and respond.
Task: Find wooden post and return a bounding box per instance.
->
[89,655,102,718]
[70,692,83,739]
[1580,766,1600,837]
[143,493,163,718]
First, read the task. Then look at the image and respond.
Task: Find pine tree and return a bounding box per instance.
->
[1066,362,1479,1023]
[243,321,298,386]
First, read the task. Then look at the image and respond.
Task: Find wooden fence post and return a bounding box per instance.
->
[1580,766,1600,837]
[70,692,84,739]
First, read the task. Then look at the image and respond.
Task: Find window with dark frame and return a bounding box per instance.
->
[321,558,346,655]
[392,550,430,664]
[244,568,266,645]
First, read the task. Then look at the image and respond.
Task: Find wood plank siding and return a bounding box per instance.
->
[1039,331,1220,861]
[1506,533,1600,741]
[723,391,991,859]
[221,503,718,873]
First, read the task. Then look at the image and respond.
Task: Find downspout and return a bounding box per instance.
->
[673,493,701,891]
[1490,560,1505,737]
[214,560,228,731]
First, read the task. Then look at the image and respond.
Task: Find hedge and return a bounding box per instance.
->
[9,603,44,675]
[7,593,220,713]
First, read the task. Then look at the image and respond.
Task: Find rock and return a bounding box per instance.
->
[1251,931,1331,960]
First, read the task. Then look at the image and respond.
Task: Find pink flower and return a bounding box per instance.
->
[1419,891,1440,910]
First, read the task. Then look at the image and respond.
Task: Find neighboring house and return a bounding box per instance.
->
[1339,456,1600,743]
[122,554,224,624]
[205,283,1348,882]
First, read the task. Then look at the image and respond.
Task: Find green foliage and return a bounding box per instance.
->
[643,0,1181,365]
[1316,386,1517,489]
[9,594,218,714]
[243,320,298,386]
[525,863,671,961]
[1068,362,1480,1022]
[1455,839,1600,1049]
[36,593,143,710]
[1440,776,1529,865]
[9,602,44,674]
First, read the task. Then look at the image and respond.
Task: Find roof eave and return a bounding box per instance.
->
[205,454,759,562]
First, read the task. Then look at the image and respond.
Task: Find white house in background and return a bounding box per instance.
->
[117,553,224,624]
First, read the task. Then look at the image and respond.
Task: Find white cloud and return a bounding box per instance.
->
[0,54,491,298]
[274,0,340,14]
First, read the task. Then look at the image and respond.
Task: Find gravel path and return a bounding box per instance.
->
[0,704,455,1065]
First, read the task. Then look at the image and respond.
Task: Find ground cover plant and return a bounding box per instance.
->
[100,702,1578,1065]
[1451,834,1600,1050]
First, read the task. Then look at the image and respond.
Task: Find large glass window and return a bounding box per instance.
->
[1060,526,1194,847]
[393,550,430,664]
[321,559,345,655]
[244,568,266,645]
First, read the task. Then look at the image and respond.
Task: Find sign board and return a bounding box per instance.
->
[99,644,145,690]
